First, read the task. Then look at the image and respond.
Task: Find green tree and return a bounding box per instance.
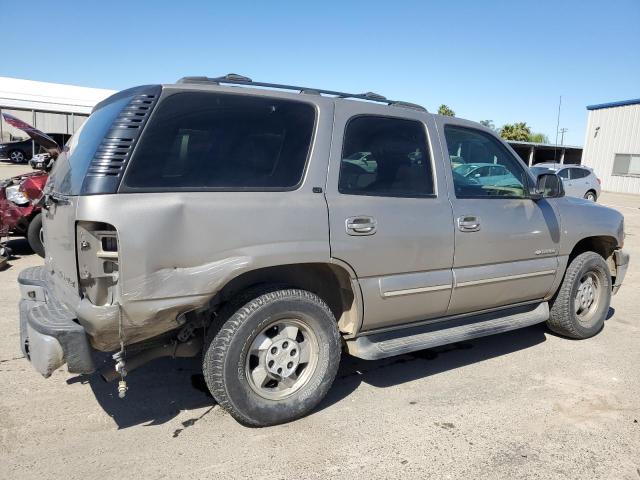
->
[527,132,549,143]
[499,122,531,141]
[437,104,455,116]
[479,119,495,130]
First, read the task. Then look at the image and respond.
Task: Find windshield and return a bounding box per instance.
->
[454,164,477,176]
[47,96,131,195]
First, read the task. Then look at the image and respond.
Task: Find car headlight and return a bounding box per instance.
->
[5,185,30,205]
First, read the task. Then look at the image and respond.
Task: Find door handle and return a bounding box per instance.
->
[346,216,377,235]
[457,215,480,232]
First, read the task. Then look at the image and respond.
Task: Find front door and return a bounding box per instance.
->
[325,102,455,332]
[440,122,561,315]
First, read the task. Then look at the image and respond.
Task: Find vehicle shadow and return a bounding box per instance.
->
[68,354,214,430]
[1,238,33,270]
[317,322,549,412]
[73,323,549,429]
[3,237,33,257]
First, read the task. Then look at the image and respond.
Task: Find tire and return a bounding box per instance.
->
[584,190,597,202]
[27,213,45,258]
[547,251,611,339]
[9,149,26,163]
[203,287,341,427]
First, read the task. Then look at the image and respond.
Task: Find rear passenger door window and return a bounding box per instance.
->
[339,116,434,197]
[445,126,529,198]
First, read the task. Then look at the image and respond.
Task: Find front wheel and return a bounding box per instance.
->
[27,213,45,258]
[547,251,611,339]
[9,149,26,163]
[203,288,341,427]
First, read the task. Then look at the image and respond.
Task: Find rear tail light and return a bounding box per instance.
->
[77,222,119,305]
[101,235,118,253]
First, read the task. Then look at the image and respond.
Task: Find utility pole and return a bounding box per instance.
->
[553,95,562,164]
[559,128,568,146]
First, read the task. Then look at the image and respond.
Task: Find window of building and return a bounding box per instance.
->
[339,116,434,197]
[444,125,529,198]
[612,154,640,177]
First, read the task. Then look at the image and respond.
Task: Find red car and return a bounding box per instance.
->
[0,113,60,259]
[0,171,48,257]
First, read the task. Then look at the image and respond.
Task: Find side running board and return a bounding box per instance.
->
[346,302,549,360]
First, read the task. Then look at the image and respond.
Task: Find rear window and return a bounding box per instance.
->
[122,92,316,191]
[570,168,590,179]
[48,96,131,195]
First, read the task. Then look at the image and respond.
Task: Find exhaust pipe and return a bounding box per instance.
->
[100,338,202,382]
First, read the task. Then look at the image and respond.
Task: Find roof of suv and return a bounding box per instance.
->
[533,163,592,171]
[171,73,427,112]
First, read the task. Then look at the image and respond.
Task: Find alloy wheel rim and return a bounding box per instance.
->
[574,271,601,323]
[10,151,24,162]
[245,318,319,400]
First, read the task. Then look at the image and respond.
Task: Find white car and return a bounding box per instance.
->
[531,163,601,201]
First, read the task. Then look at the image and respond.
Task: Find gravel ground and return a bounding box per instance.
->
[1,160,638,480]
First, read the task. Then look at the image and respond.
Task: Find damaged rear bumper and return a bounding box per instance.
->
[18,266,95,378]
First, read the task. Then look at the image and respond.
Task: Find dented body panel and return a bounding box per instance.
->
[72,190,332,350]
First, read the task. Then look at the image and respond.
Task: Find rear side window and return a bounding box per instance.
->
[570,168,590,179]
[123,92,315,190]
[48,95,131,195]
[557,169,570,179]
[339,116,434,197]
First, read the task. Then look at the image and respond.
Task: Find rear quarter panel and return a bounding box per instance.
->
[73,95,335,348]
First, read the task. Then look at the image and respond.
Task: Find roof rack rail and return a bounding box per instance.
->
[176,74,426,111]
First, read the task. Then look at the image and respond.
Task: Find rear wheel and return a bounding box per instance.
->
[547,251,611,339]
[584,190,597,202]
[203,287,341,427]
[9,149,26,163]
[27,213,45,258]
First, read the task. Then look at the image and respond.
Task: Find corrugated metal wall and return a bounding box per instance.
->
[0,108,89,143]
[581,104,640,194]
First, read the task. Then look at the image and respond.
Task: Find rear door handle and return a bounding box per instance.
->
[457,215,480,232]
[346,216,377,235]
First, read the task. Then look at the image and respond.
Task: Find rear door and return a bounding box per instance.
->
[568,167,590,197]
[325,102,455,332]
[439,121,561,315]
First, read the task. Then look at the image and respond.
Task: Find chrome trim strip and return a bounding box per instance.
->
[382,284,451,298]
[455,269,556,288]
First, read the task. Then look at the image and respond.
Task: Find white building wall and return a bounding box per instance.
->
[581,103,640,194]
[0,77,114,114]
[0,77,115,143]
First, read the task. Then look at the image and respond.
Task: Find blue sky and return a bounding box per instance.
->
[2,0,639,146]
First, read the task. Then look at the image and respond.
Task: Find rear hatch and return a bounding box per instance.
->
[43,88,160,308]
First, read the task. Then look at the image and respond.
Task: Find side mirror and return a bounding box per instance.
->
[533,173,565,200]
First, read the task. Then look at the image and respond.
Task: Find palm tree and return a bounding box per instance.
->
[499,122,531,141]
[528,132,549,143]
[437,104,455,117]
